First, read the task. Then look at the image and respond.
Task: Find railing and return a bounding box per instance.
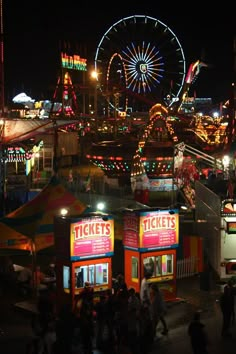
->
[176,256,199,279]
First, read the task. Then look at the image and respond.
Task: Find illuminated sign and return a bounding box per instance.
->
[149,179,177,192]
[221,199,236,216]
[61,52,87,71]
[5,146,32,162]
[123,209,179,251]
[70,216,114,260]
[123,214,139,249]
[224,217,236,234]
[226,222,236,234]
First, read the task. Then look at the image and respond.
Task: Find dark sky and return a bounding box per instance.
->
[3,1,235,105]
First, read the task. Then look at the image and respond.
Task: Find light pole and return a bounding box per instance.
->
[0,0,5,117]
[113,90,120,139]
[0,118,6,215]
[91,70,98,134]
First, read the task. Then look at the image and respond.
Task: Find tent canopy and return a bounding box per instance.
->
[0,176,89,251]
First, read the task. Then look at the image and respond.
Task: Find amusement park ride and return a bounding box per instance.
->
[0,14,235,210]
[84,16,235,207]
[85,15,233,206]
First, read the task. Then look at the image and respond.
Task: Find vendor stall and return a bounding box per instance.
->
[54,213,114,311]
[123,208,179,301]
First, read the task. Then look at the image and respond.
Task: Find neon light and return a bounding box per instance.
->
[61,52,87,71]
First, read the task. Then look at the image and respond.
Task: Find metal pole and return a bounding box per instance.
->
[94,83,98,133]
[0,143,6,215]
[0,0,5,117]
[171,145,175,208]
[31,238,38,300]
[0,1,6,216]
[53,121,59,176]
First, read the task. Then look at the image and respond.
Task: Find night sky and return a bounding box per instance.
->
[3,1,235,105]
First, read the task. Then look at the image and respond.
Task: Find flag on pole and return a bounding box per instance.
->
[85,170,91,192]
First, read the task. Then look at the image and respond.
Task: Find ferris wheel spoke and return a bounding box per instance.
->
[95,15,186,111]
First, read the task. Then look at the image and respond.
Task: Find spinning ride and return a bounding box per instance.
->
[94,15,186,113]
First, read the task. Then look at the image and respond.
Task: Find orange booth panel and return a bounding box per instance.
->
[124,248,177,302]
[124,249,140,294]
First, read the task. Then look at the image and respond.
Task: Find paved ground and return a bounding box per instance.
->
[0,275,236,354]
[152,275,233,354]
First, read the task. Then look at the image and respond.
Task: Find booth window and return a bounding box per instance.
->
[63,266,70,291]
[143,256,155,276]
[74,262,109,288]
[143,254,174,278]
[131,256,139,279]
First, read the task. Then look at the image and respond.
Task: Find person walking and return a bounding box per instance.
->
[188,311,208,354]
[140,273,151,306]
[224,279,236,324]
[220,282,235,337]
[149,283,168,339]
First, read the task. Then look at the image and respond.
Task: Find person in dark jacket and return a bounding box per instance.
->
[188,311,208,354]
[220,281,235,337]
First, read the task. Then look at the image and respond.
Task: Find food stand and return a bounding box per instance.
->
[54,213,114,311]
[123,208,179,301]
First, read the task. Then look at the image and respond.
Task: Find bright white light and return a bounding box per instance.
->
[60,208,68,216]
[222,155,230,168]
[91,70,98,80]
[213,112,219,118]
[97,202,105,211]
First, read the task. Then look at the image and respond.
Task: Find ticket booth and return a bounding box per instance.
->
[54,213,114,311]
[123,208,179,301]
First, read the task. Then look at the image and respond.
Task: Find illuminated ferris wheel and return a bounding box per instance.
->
[95,15,186,112]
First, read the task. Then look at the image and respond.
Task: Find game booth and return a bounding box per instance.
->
[54,213,114,311]
[123,208,179,301]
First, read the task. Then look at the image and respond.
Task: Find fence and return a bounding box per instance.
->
[176,256,199,279]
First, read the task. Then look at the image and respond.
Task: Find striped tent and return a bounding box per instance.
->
[0,222,31,251]
[0,176,89,252]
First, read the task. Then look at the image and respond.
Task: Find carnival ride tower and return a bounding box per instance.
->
[50,51,88,119]
[50,71,79,119]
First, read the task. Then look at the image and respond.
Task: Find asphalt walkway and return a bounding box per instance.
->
[152,275,236,354]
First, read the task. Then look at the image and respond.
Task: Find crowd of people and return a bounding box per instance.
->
[1,256,236,354]
[25,273,170,354]
[0,256,57,303]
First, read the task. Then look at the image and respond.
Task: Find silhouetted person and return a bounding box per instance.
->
[149,283,168,338]
[188,311,208,354]
[220,282,235,337]
[140,273,151,306]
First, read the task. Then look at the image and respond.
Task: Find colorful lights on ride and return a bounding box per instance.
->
[61,52,87,71]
